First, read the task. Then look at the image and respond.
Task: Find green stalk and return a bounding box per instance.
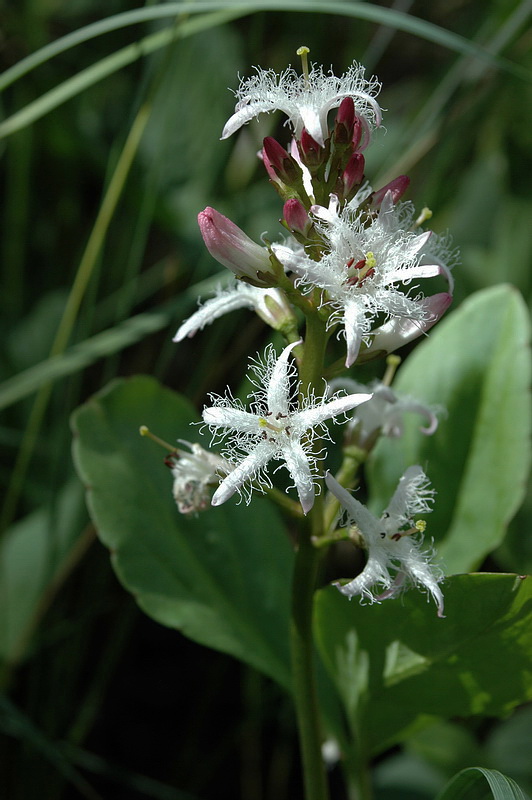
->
[290,512,329,800]
[289,306,330,800]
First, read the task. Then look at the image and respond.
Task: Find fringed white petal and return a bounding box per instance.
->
[211,442,274,505]
[282,438,315,514]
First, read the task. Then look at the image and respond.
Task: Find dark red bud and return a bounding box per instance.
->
[262,137,290,172]
[334,98,355,143]
[299,128,322,161]
[372,175,410,207]
[262,136,301,185]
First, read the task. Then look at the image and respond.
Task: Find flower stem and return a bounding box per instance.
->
[290,520,330,800]
[290,306,330,800]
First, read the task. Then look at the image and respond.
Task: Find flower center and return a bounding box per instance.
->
[345,251,377,286]
[258,412,291,440]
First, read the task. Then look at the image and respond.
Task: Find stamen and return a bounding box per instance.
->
[382,354,401,386]
[139,425,176,453]
[391,522,425,541]
[364,251,377,269]
[414,207,433,228]
[296,46,310,85]
[258,417,282,433]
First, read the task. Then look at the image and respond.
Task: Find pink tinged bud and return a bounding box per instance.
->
[342,153,365,194]
[262,137,300,184]
[198,207,273,280]
[372,175,410,207]
[283,199,310,235]
[334,97,355,143]
[352,116,363,150]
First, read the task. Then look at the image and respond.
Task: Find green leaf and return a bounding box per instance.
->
[71,375,293,688]
[368,285,531,573]
[436,767,529,800]
[0,480,88,666]
[314,574,532,756]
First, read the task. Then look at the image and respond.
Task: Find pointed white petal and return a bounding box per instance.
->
[298,105,326,146]
[385,465,429,522]
[203,406,259,434]
[294,393,372,432]
[211,442,274,505]
[325,473,380,536]
[221,102,271,139]
[267,340,300,415]
[173,285,256,342]
[335,550,392,600]
[282,439,315,514]
[343,300,367,367]
[383,262,442,286]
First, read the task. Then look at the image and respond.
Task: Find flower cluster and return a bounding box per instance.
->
[167,50,454,614]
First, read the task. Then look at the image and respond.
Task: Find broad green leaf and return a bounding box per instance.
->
[314,574,532,756]
[0,480,88,665]
[368,285,531,573]
[71,375,293,688]
[436,767,529,800]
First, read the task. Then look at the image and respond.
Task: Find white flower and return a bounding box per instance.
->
[329,377,440,447]
[274,192,455,366]
[326,468,444,617]
[222,62,382,147]
[202,342,372,514]
[173,281,294,342]
[170,442,230,515]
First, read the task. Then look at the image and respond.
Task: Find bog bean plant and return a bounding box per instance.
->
[1,6,532,800]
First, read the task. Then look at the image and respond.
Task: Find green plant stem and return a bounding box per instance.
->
[288,303,331,800]
[299,307,329,394]
[290,518,329,800]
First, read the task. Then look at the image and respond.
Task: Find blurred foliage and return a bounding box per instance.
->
[1,1,531,798]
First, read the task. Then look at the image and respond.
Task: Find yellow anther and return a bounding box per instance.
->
[365,251,377,269]
[296,46,310,83]
[415,520,427,533]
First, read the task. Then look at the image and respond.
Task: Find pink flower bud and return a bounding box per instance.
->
[198,207,273,280]
[334,97,355,143]
[371,176,410,207]
[352,116,363,150]
[262,137,300,185]
[342,153,365,194]
[283,199,310,235]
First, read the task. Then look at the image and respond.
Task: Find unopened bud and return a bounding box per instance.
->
[371,176,410,207]
[334,97,355,144]
[198,207,273,280]
[262,136,301,185]
[352,116,363,150]
[342,153,365,194]
[299,128,323,166]
[283,198,310,235]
